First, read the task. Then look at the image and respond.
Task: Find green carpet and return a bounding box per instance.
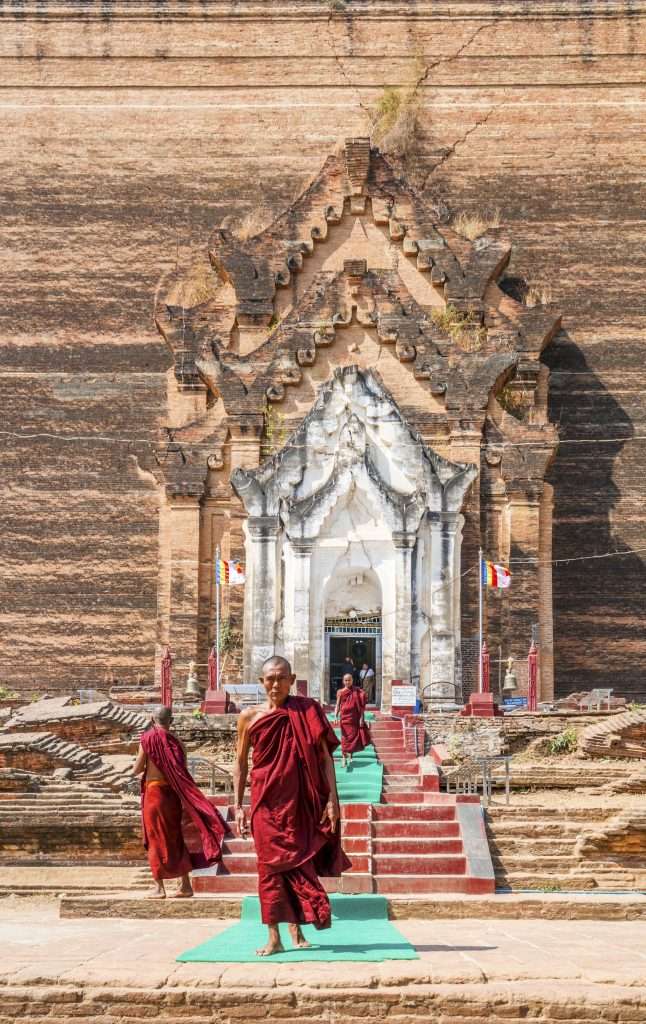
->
[177,895,419,964]
[331,729,383,805]
[326,711,376,722]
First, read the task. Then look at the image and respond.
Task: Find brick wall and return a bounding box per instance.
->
[0,2,644,699]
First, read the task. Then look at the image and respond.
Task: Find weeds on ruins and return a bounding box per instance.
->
[431,303,487,352]
[547,728,579,755]
[451,209,501,240]
[372,83,421,160]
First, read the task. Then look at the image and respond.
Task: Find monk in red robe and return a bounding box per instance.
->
[334,672,369,768]
[234,655,350,956]
[134,705,227,898]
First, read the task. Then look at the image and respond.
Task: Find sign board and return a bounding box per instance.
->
[391,685,417,707]
[502,697,528,708]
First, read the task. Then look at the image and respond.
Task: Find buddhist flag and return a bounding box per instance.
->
[215,559,246,585]
[481,558,511,589]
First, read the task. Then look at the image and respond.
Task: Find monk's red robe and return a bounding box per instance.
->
[338,686,369,755]
[249,695,351,927]
[140,727,227,879]
[142,781,192,880]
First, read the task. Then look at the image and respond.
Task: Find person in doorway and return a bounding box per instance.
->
[233,655,350,956]
[133,705,227,899]
[358,661,376,704]
[334,672,369,769]
[340,655,357,684]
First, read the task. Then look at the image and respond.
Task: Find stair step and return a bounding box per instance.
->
[373,838,463,855]
[374,820,460,838]
[193,874,259,894]
[381,792,426,804]
[373,854,467,875]
[374,804,456,822]
[375,875,494,895]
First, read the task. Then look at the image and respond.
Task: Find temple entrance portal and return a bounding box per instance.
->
[231,366,476,709]
[325,618,382,704]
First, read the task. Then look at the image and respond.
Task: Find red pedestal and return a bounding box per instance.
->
[391,705,415,719]
[527,642,538,712]
[202,689,229,714]
[296,679,308,697]
[461,691,503,718]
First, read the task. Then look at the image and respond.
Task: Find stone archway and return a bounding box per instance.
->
[232,365,476,708]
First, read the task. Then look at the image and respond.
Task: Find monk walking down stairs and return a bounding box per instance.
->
[335,672,369,769]
[234,656,351,956]
[134,706,227,899]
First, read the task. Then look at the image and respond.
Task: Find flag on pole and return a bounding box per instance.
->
[481,559,511,589]
[215,559,246,585]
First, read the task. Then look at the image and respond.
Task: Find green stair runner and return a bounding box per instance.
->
[332,734,383,805]
[177,894,418,963]
[326,714,383,804]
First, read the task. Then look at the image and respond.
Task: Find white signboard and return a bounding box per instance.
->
[391,685,417,707]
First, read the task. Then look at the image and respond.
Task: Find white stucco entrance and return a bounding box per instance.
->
[231,366,477,709]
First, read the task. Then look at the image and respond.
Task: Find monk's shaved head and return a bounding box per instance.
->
[261,655,292,675]
[153,705,172,727]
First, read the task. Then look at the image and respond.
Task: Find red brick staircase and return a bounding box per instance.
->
[192,713,494,897]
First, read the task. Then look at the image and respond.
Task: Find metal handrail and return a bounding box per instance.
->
[187,755,234,795]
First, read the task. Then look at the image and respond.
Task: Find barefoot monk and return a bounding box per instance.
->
[234,656,350,956]
[133,705,227,899]
[334,672,369,769]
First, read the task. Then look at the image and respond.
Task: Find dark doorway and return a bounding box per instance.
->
[329,635,377,702]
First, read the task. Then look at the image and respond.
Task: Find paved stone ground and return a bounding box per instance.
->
[0,897,645,1022]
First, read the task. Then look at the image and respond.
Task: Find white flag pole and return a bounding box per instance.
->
[478,547,483,694]
[215,545,221,689]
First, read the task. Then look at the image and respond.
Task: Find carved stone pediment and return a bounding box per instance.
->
[231,365,477,533]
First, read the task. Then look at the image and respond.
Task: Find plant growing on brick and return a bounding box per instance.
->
[548,728,578,755]
[261,404,287,458]
[431,304,486,352]
[452,208,501,241]
[372,82,421,160]
[498,383,526,419]
[524,283,552,307]
[173,261,220,309]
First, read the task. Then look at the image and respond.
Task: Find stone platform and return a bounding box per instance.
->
[59,890,646,922]
[1,898,645,1024]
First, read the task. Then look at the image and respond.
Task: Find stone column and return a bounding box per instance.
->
[506,485,542,698]
[285,538,314,686]
[243,515,280,679]
[389,531,415,709]
[538,483,555,701]
[428,512,461,707]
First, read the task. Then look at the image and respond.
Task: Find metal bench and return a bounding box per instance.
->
[578,688,613,711]
[225,684,265,709]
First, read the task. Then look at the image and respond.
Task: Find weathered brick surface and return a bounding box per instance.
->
[0,2,644,698]
[0,982,644,1024]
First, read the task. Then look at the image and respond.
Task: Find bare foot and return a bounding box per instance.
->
[256,939,285,956]
[170,888,194,899]
[148,886,166,899]
[288,924,312,949]
[256,925,284,956]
